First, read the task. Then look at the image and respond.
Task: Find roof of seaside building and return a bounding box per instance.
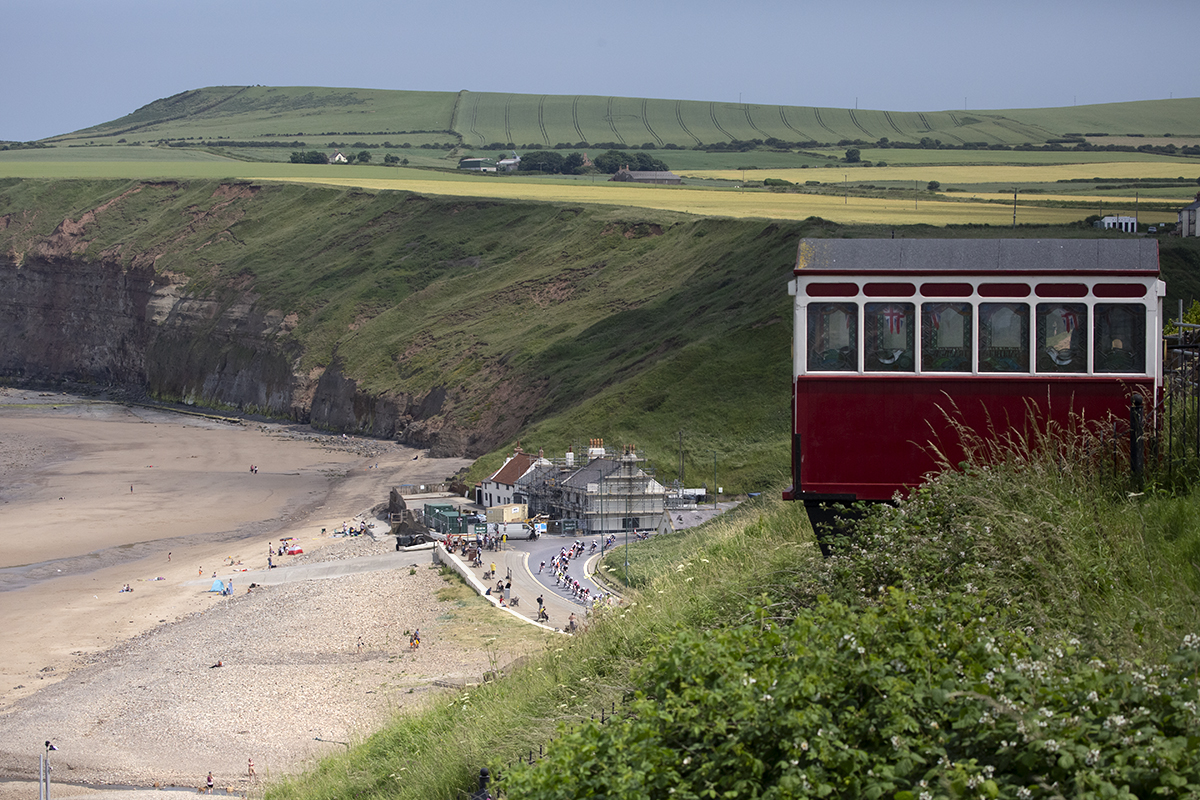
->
[484,448,550,487]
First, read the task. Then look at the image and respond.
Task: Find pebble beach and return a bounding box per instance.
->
[0,390,540,799]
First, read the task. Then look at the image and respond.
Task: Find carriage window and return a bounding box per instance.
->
[921,302,972,372]
[807,302,858,371]
[979,303,1029,373]
[1036,304,1087,373]
[1094,304,1146,373]
[865,303,915,371]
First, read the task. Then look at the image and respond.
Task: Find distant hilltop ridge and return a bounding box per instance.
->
[46,86,1200,151]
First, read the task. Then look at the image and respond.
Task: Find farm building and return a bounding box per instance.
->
[497,154,521,171]
[610,167,682,185]
[1099,215,1137,233]
[1178,194,1200,237]
[331,151,348,164]
[458,157,498,172]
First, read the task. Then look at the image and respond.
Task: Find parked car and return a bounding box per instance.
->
[395,532,432,549]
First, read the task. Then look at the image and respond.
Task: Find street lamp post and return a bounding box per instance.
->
[40,741,57,800]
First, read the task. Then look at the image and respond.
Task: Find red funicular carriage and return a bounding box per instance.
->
[783,238,1165,537]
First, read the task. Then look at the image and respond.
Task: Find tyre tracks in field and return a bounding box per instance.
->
[743,105,768,139]
[709,102,735,142]
[812,107,838,137]
[778,106,814,142]
[641,99,663,147]
[605,97,625,145]
[675,100,701,145]
[883,110,905,137]
[537,95,550,146]
[572,97,586,144]
[848,109,874,139]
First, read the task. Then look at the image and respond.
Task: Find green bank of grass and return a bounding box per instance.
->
[263,437,1200,800]
[4,178,1200,495]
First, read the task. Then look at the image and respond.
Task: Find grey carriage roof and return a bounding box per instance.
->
[794,238,1160,275]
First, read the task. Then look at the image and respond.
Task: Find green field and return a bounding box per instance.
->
[25,85,1200,154]
[5,85,1196,229]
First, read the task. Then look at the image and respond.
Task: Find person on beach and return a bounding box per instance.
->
[206,772,214,793]
[248,759,255,780]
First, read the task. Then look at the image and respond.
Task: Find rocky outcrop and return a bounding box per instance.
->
[0,253,309,414]
[0,254,483,453]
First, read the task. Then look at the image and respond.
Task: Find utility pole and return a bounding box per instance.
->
[1013,189,1018,228]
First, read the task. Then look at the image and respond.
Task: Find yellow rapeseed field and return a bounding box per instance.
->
[682,162,1200,187]
[262,175,1158,226]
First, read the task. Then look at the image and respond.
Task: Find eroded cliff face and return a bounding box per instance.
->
[0,252,484,454]
[0,180,555,459]
[0,253,306,413]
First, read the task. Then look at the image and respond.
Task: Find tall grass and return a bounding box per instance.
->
[783,399,1200,658]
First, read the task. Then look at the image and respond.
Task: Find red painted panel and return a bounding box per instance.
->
[1036,283,1087,297]
[807,283,858,297]
[794,376,1152,501]
[921,282,973,297]
[979,283,1031,297]
[864,282,915,297]
[1094,284,1149,298]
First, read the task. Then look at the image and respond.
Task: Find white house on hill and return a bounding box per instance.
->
[477,447,551,508]
[1179,194,1200,237]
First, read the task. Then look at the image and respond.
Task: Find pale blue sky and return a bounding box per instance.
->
[2,0,1193,142]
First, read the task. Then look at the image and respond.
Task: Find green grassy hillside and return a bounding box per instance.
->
[40,86,1200,155]
[3,177,1199,492]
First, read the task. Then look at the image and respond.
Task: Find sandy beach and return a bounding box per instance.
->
[0,389,542,798]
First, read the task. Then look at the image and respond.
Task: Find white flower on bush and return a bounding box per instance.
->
[1104,714,1128,730]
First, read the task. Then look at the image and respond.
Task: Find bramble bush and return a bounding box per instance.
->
[496,590,1200,799]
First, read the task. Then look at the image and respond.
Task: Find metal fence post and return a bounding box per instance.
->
[1131,394,1145,489]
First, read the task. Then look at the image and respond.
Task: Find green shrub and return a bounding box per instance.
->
[497,590,1200,799]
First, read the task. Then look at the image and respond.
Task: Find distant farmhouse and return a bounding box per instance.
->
[331,151,348,164]
[458,157,497,172]
[610,166,682,185]
[497,153,521,172]
[1099,215,1137,233]
[1180,194,1200,237]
